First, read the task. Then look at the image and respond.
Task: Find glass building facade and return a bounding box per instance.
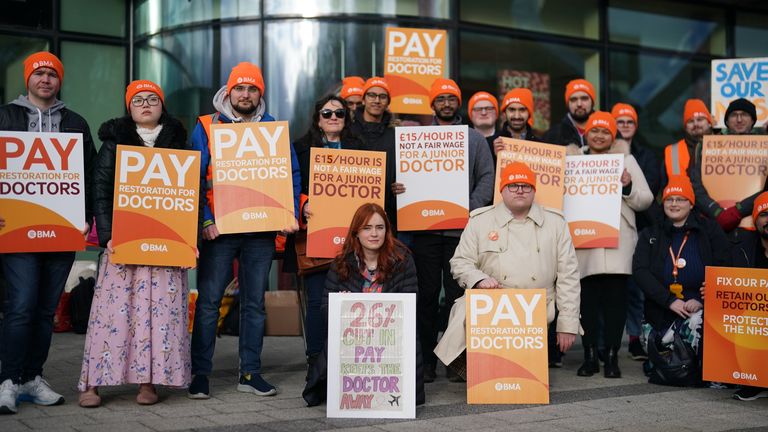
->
[1,0,767,152]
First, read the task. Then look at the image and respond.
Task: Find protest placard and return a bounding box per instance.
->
[711,58,768,129]
[493,138,566,210]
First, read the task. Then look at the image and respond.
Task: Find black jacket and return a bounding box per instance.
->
[93,114,189,247]
[627,135,662,231]
[729,228,760,268]
[543,114,584,147]
[633,212,730,330]
[0,103,97,224]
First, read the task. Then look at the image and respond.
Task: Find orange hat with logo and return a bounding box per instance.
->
[611,103,638,125]
[564,79,595,104]
[468,91,499,116]
[662,175,695,205]
[24,51,64,88]
[585,111,617,138]
[683,98,712,127]
[501,88,535,127]
[430,78,462,106]
[363,76,390,96]
[499,161,537,192]
[340,76,365,99]
[226,62,265,95]
[752,192,768,224]
[125,80,165,110]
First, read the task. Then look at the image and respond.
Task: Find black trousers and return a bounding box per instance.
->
[580,274,628,348]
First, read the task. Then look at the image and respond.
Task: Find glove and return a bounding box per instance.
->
[716,206,742,232]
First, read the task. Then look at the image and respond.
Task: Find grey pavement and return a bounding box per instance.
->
[1,332,767,431]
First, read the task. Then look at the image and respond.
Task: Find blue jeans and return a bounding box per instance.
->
[191,233,275,376]
[303,270,327,356]
[0,252,75,382]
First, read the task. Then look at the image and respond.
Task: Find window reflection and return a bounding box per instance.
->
[735,13,768,58]
[460,0,599,39]
[265,0,449,19]
[0,36,49,104]
[135,0,260,35]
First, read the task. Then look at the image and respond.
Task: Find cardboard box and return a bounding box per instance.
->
[265,290,302,336]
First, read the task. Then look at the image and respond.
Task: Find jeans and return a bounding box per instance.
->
[0,252,75,382]
[625,277,645,337]
[303,270,327,356]
[191,233,275,376]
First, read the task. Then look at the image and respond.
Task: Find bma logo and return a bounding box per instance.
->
[348,87,363,93]
[666,186,684,194]
[27,229,56,239]
[732,371,758,380]
[508,174,529,181]
[135,83,157,91]
[618,109,633,116]
[140,242,168,253]
[370,80,386,87]
[403,97,421,104]
[421,209,445,217]
[441,84,457,92]
[494,382,521,391]
[574,228,596,236]
[236,76,256,85]
[593,119,611,128]
[504,97,521,105]
[573,83,590,91]
[32,60,54,69]
[242,211,267,221]
[332,236,346,245]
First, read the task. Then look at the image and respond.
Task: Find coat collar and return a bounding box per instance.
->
[493,202,544,227]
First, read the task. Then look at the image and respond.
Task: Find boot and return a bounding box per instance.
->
[577,345,600,376]
[604,347,622,378]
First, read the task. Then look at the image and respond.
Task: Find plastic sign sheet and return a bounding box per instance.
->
[0,131,85,252]
[395,125,469,231]
[711,58,768,129]
[111,146,200,267]
[307,148,386,258]
[209,121,295,233]
[384,27,447,115]
[703,267,768,387]
[466,289,549,404]
[493,138,566,210]
[701,135,768,228]
[563,154,624,249]
[327,293,416,419]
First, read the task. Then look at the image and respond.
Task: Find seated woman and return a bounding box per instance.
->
[632,176,730,385]
[302,203,425,406]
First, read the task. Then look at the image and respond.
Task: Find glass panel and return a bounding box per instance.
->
[60,42,126,149]
[459,31,600,134]
[459,0,599,39]
[265,0,449,19]
[0,0,53,29]
[61,0,126,37]
[608,0,725,55]
[0,36,50,104]
[735,12,768,58]
[135,0,260,35]
[220,23,261,88]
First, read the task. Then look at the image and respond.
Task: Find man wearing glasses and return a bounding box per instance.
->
[467,91,500,150]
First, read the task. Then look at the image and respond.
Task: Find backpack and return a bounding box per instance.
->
[69,276,96,334]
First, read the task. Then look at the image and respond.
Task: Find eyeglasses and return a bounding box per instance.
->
[365,92,389,101]
[231,85,260,94]
[616,120,635,126]
[131,95,161,107]
[319,109,346,119]
[434,96,458,105]
[472,106,495,114]
[664,197,689,204]
[506,183,533,193]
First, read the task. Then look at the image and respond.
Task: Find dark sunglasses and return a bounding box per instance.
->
[319,109,346,119]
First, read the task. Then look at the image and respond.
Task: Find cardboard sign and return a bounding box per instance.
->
[701,135,768,228]
[307,148,386,258]
[497,70,551,131]
[111,146,200,267]
[703,266,768,387]
[493,138,566,210]
[711,58,768,129]
[384,27,447,115]
[327,293,416,419]
[466,289,549,404]
[209,121,295,233]
[395,125,469,231]
[563,154,624,249]
[0,131,85,252]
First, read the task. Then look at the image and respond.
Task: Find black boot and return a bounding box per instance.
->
[604,347,622,378]
[577,345,600,376]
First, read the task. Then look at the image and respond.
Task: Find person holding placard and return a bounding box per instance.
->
[544,79,596,148]
[566,111,653,379]
[0,52,97,415]
[340,76,365,116]
[77,80,192,408]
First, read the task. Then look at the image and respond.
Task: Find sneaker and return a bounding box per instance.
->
[0,379,19,414]
[733,387,768,401]
[187,375,210,400]
[237,374,277,396]
[548,348,563,368]
[628,339,648,361]
[18,376,64,406]
[708,381,728,389]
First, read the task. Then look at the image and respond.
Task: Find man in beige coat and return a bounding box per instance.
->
[435,162,581,375]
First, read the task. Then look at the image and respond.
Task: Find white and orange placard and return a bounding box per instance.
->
[395,125,468,231]
[0,131,85,252]
[110,146,200,267]
[493,138,566,210]
[703,266,768,387]
[466,289,549,404]
[711,58,768,129]
[308,148,386,258]
[209,121,295,233]
[701,135,768,228]
[384,27,447,115]
[563,154,624,249]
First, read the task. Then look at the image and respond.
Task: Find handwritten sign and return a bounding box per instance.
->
[711,58,768,129]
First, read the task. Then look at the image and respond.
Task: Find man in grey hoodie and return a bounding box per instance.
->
[0,51,97,415]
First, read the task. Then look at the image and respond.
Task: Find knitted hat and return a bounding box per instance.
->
[125,80,164,110]
[753,191,768,224]
[683,99,712,126]
[24,51,64,88]
[363,76,390,96]
[611,103,638,125]
[725,98,757,124]
[501,88,535,127]
[584,111,617,138]
[430,78,462,106]
[662,176,695,205]
[499,161,536,192]
[468,91,499,116]
[340,76,365,99]
[564,79,595,104]
[226,62,265,95]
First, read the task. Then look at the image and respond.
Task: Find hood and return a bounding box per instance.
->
[11,95,66,132]
[211,85,267,122]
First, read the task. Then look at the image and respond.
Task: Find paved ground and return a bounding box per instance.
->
[1,333,767,431]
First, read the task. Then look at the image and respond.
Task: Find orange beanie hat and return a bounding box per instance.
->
[585,111,617,137]
[683,99,712,127]
[430,78,462,106]
[363,76,390,96]
[611,103,638,125]
[564,79,595,104]
[753,192,768,224]
[340,76,365,99]
[499,161,537,192]
[226,62,265,95]
[662,176,695,205]
[501,88,535,127]
[24,51,64,87]
[125,80,164,110]
[468,91,499,116]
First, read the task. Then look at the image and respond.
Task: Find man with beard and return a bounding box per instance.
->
[492,88,539,154]
[543,79,595,147]
[189,62,300,399]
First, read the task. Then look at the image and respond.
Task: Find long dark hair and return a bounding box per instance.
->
[307,94,354,145]
[334,203,406,283]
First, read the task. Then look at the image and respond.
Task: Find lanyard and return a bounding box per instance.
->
[668,231,690,282]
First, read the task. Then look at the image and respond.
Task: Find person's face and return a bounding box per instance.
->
[756,212,768,240]
[470,100,497,128]
[317,100,345,136]
[363,86,389,118]
[357,212,386,253]
[27,67,60,101]
[501,183,535,214]
[663,196,693,224]
[568,91,593,122]
[432,93,459,121]
[229,84,261,116]
[505,103,530,132]
[616,116,637,140]
[586,127,613,153]
[345,95,363,113]
[129,91,162,126]
[726,110,755,134]
[684,116,711,138]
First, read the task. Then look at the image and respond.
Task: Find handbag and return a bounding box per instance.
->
[294,230,332,276]
[646,327,700,387]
